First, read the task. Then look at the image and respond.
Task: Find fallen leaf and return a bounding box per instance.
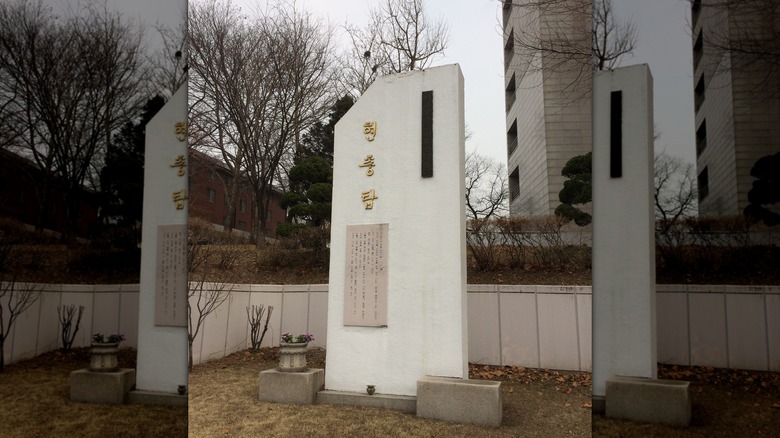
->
[581,402,592,408]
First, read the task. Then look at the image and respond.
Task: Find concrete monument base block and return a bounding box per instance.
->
[70,368,135,404]
[416,376,502,427]
[259,368,324,405]
[127,390,187,406]
[606,376,691,426]
[317,390,417,413]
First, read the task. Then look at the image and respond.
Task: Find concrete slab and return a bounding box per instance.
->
[127,390,188,406]
[606,376,691,426]
[259,368,324,405]
[317,390,416,413]
[70,368,135,404]
[416,376,502,427]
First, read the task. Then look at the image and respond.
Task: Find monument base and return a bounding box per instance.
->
[70,368,135,404]
[592,395,606,415]
[416,376,502,427]
[317,390,417,413]
[127,390,188,406]
[605,376,691,426]
[259,368,324,405]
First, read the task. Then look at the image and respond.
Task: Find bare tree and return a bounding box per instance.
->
[151,21,189,98]
[189,1,336,243]
[506,0,636,99]
[0,276,42,371]
[370,0,450,73]
[58,304,85,351]
[243,3,337,246]
[654,151,698,235]
[188,0,262,234]
[340,0,450,97]
[0,0,150,242]
[247,304,274,351]
[340,22,385,97]
[465,150,509,221]
[187,271,234,370]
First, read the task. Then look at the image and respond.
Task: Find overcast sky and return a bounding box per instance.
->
[54,0,696,167]
[290,0,698,166]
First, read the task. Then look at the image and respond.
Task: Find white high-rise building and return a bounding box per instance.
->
[502,0,592,216]
[691,0,780,216]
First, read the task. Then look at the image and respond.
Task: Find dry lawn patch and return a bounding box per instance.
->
[189,348,592,437]
[0,348,186,437]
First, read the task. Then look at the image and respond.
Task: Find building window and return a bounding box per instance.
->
[696,120,707,156]
[693,30,703,70]
[504,29,514,70]
[505,74,516,111]
[207,187,216,203]
[507,120,518,156]
[694,74,705,111]
[210,169,217,180]
[698,167,709,201]
[238,220,246,231]
[509,166,520,201]
[240,199,246,213]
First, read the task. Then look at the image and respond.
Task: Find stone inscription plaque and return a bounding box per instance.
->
[344,224,388,327]
[154,224,188,327]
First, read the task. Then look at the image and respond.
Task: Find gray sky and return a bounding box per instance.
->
[615,0,696,165]
[52,0,695,167]
[296,0,698,166]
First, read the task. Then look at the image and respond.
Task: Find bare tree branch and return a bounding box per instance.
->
[0,0,151,242]
[654,151,698,235]
[465,150,509,221]
[0,275,42,371]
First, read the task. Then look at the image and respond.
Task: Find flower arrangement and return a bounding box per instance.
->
[92,333,126,344]
[281,332,314,344]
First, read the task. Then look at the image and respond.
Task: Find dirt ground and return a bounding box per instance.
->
[0,348,186,438]
[189,347,592,437]
[1,344,778,437]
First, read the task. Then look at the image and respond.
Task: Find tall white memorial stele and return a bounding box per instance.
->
[258,65,501,426]
[592,64,690,426]
[130,84,189,404]
[325,64,468,397]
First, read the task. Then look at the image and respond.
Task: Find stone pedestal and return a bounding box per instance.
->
[317,390,417,413]
[606,377,691,426]
[258,368,324,405]
[70,368,135,404]
[127,390,188,406]
[416,376,502,427]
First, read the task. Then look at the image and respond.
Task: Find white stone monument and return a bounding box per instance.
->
[324,65,468,397]
[592,64,689,425]
[130,85,189,404]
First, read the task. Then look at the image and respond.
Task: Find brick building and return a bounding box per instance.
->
[0,149,99,238]
[187,150,285,240]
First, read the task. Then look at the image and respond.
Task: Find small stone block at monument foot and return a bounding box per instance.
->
[258,368,324,405]
[416,376,502,427]
[70,368,135,404]
[606,376,691,426]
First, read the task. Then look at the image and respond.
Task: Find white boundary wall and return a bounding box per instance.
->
[3,283,779,372]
